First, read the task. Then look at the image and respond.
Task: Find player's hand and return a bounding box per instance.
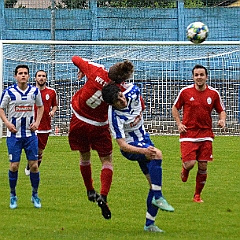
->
[49,111,55,117]
[145,146,157,160]
[218,119,225,128]
[29,123,38,132]
[6,122,17,133]
[178,122,187,133]
[77,70,85,80]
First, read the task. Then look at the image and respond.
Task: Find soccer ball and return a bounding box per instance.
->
[186,22,209,44]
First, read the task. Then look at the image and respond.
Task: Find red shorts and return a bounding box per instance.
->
[180,141,213,162]
[37,133,50,150]
[68,114,112,157]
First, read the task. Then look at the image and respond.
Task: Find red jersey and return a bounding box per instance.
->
[173,84,225,140]
[71,56,145,125]
[35,87,58,132]
[71,56,117,124]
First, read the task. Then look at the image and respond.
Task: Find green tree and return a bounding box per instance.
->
[184,0,204,8]
[54,0,237,9]
[98,0,176,8]
[60,0,177,8]
[60,0,88,8]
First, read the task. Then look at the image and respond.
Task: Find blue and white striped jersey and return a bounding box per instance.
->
[0,83,43,138]
[108,83,146,143]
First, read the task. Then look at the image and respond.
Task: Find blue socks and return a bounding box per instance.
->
[148,159,163,199]
[30,172,40,196]
[9,170,40,197]
[145,189,158,226]
[9,170,18,196]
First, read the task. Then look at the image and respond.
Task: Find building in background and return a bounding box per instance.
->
[13,0,65,8]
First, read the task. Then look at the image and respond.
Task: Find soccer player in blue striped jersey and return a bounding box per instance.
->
[102,82,174,233]
[0,64,44,209]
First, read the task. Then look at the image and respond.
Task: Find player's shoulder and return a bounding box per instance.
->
[3,84,21,97]
[45,86,57,92]
[178,84,194,94]
[29,84,39,91]
[112,107,126,119]
[108,105,119,119]
[6,84,16,90]
[206,85,221,97]
[1,85,13,97]
[207,85,218,92]
[120,82,134,91]
[122,82,140,93]
[183,84,194,90]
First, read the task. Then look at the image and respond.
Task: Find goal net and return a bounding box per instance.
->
[0,40,240,137]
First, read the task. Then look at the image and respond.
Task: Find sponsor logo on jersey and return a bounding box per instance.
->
[130,113,142,128]
[15,106,33,112]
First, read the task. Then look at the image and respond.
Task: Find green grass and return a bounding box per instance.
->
[0,135,239,240]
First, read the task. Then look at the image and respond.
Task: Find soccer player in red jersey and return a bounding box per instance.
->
[68,56,134,219]
[172,64,226,203]
[25,70,58,175]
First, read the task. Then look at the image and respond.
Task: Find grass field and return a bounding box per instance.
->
[0,135,239,240]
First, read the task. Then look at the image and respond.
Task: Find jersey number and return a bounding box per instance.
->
[86,90,103,109]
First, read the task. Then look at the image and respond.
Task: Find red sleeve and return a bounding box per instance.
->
[214,92,225,113]
[72,56,89,74]
[140,96,146,110]
[52,90,58,107]
[174,92,184,110]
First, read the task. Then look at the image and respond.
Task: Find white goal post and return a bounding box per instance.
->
[0,40,240,138]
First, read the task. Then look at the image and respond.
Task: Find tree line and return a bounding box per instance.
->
[4,0,237,8]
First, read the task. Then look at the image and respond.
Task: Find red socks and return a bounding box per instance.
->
[100,166,113,197]
[80,160,113,198]
[195,170,207,195]
[80,162,94,191]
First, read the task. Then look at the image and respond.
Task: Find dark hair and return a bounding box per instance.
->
[35,70,47,78]
[192,64,208,76]
[14,64,29,75]
[102,83,121,105]
[108,60,134,84]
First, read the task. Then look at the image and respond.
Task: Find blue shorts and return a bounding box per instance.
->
[120,134,154,175]
[7,135,38,162]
